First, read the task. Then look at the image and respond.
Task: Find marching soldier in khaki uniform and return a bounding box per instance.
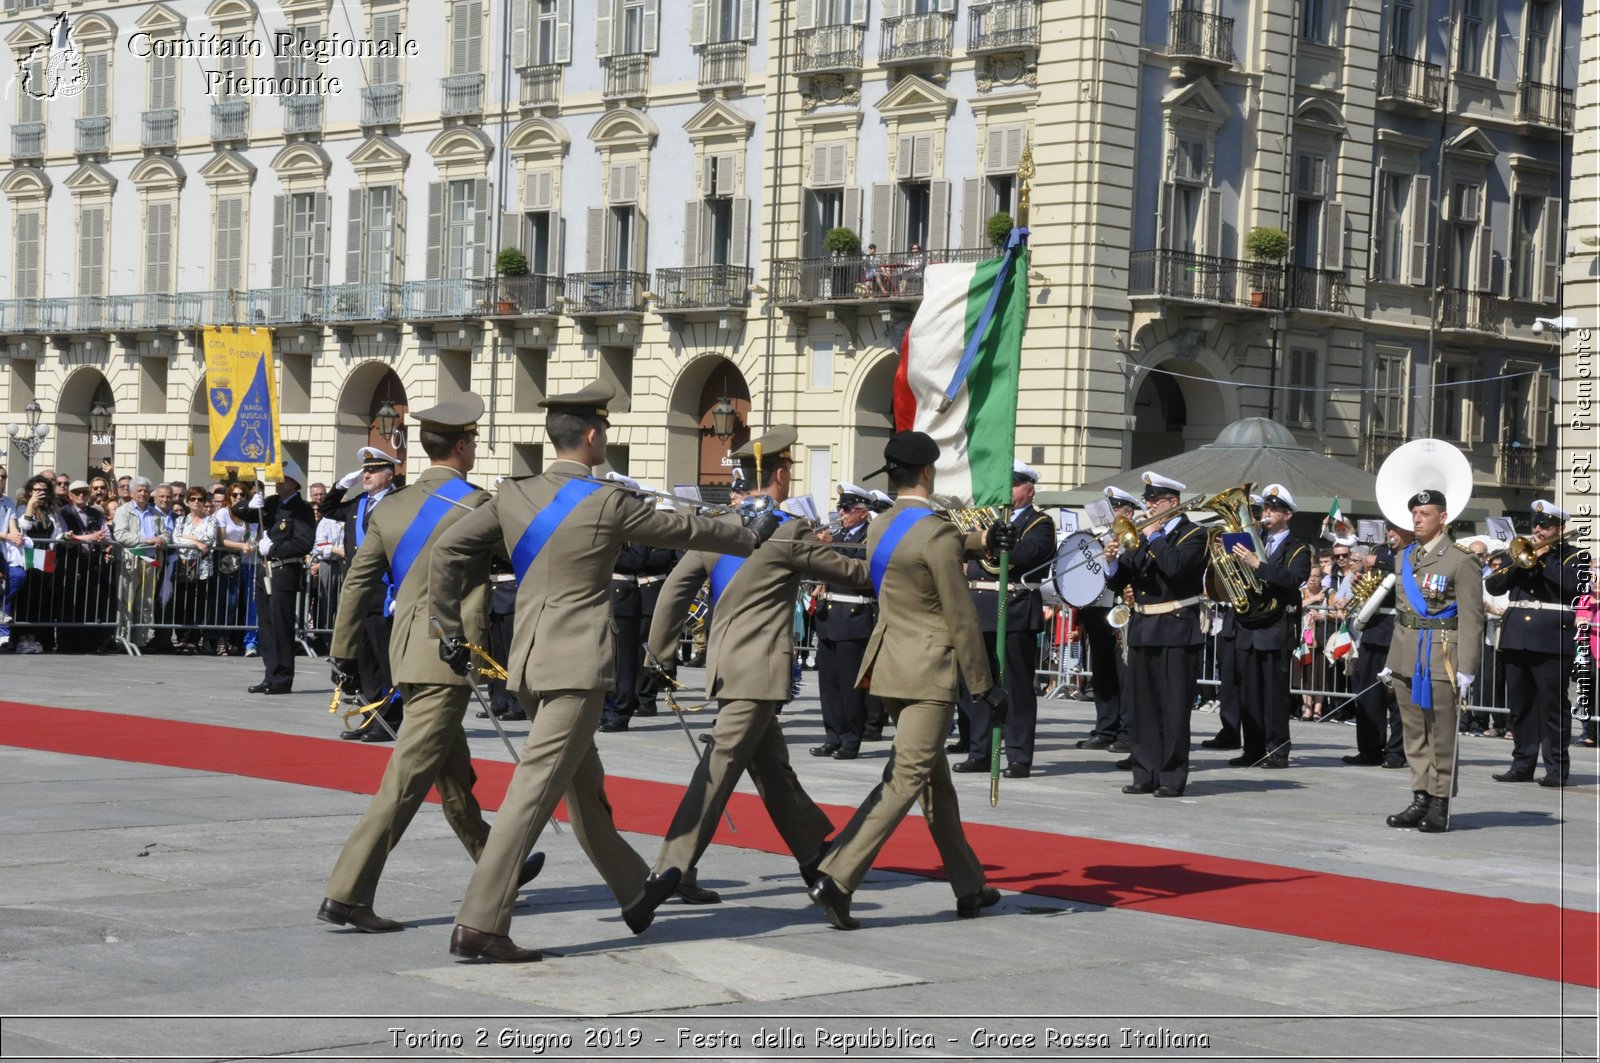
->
[429,380,769,963]
[1383,487,1484,833]
[318,393,546,933]
[809,432,1007,930]
[646,427,869,904]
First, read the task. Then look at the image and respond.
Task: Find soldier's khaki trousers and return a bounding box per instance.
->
[324,682,489,908]
[654,698,832,878]
[456,688,649,937]
[1393,674,1459,798]
[819,698,985,897]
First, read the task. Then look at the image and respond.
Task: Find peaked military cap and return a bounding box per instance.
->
[1260,483,1296,511]
[1532,499,1568,524]
[412,392,486,433]
[732,425,798,465]
[357,445,400,471]
[537,379,614,418]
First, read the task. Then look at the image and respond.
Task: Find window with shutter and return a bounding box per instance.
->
[372,11,402,84]
[1321,202,1344,272]
[271,194,288,287]
[595,0,616,57]
[1406,175,1430,286]
[145,201,174,294]
[642,0,660,52]
[1528,369,1551,446]
[452,0,483,75]
[83,51,109,118]
[14,210,41,299]
[367,186,396,284]
[524,169,555,211]
[79,205,106,296]
[1537,197,1562,304]
[927,181,949,251]
[961,177,981,247]
[149,52,176,111]
[215,196,244,289]
[346,188,364,283]
[553,0,573,63]
[473,179,491,277]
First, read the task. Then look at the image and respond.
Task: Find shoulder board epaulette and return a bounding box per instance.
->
[1451,542,1476,556]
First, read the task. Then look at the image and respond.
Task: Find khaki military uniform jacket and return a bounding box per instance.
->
[857,498,993,701]
[430,459,756,695]
[1384,533,1485,680]
[648,510,869,702]
[330,465,490,687]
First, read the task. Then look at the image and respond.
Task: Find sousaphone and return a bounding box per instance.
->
[1374,438,1474,528]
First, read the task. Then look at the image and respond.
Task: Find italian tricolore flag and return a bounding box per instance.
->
[23,544,54,573]
[893,239,1029,508]
[1324,622,1356,664]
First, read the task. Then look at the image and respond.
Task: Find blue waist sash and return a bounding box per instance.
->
[869,508,936,597]
[389,478,476,598]
[1399,543,1458,711]
[511,479,604,584]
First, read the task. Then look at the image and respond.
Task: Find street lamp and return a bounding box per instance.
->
[6,401,50,477]
[710,395,738,439]
[375,399,399,440]
[90,401,113,437]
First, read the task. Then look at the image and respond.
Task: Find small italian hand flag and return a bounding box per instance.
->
[23,544,54,573]
[1326,497,1349,537]
[1324,622,1356,663]
[130,546,161,567]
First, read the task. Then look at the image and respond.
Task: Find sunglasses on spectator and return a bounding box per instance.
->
[54,478,70,486]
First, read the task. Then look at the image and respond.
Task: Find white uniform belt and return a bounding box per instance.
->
[826,592,874,605]
[490,573,516,584]
[638,575,666,586]
[1133,596,1203,615]
[1510,601,1573,613]
[969,580,1026,591]
[612,574,637,583]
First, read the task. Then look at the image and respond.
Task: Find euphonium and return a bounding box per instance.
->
[947,505,1008,576]
[1198,484,1267,614]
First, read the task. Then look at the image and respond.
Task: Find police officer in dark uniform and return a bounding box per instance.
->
[953,460,1057,779]
[1227,484,1312,769]
[324,447,404,740]
[1487,500,1586,787]
[1077,485,1138,751]
[602,473,681,732]
[237,460,316,695]
[812,482,878,760]
[1103,471,1209,797]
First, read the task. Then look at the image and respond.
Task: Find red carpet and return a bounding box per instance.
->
[3,700,1595,988]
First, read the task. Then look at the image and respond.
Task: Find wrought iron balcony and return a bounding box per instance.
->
[0,298,45,331]
[796,24,866,74]
[49,295,121,331]
[1361,431,1407,474]
[967,0,1041,54]
[1516,81,1574,133]
[1285,266,1347,313]
[210,100,249,144]
[243,286,325,326]
[1129,249,1283,309]
[698,41,747,91]
[653,265,753,311]
[603,54,650,100]
[282,96,323,136]
[75,116,110,157]
[519,64,562,108]
[141,109,179,151]
[117,294,180,330]
[880,12,955,64]
[486,274,562,316]
[1169,11,1234,64]
[1378,54,1443,109]
[1498,442,1547,488]
[563,271,649,314]
[1437,288,1500,333]
[401,277,490,319]
[441,73,485,118]
[176,290,245,327]
[772,247,991,305]
[327,282,403,322]
[11,122,44,164]
[361,84,402,128]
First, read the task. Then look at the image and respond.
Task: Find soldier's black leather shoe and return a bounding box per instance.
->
[1417,797,1450,832]
[810,743,840,757]
[1493,768,1534,782]
[516,852,545,889]
[956,886,1001,918]
[622,869,682,934]
[318,898,403,933]
[449,925,541,963]
[808,875,859,930]
[674,868,721,905]
[1387,791,1432,828]
[951,759,986,773]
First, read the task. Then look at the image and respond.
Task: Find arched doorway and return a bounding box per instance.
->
[190,377,212,485]
[852,354,898,483]
[54,368,114,482]
[1129,358,1229,468]
[666,356,751,498]
[335,363,409,475]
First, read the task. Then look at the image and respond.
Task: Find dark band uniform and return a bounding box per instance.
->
[1104,472,1209,796]
[603,475,681,731]
[1232,484,1312,767]
[235,462,315,693]
[1485,500,1586,786]
[1350,543,1404,765]
[1081,486,1139,749]
[814,483,878,758]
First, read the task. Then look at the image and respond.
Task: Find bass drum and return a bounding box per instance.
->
[1052,531,1111,608]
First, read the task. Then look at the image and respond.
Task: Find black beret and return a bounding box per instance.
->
[1406,488,1446,512]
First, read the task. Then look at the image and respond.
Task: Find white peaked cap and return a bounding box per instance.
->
[1532,499,1569,521]
[1260,483,1296,510]
[279,459,306,487]
[1012,459,1040,483]
[1142,471,1185,493]
[1104,485,1140,507]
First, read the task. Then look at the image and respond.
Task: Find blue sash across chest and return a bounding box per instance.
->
[710,511,790,603]
[1399,543,1458,711]
[389,478,477,595]
[869,507,936,596]
[511,479,605,583]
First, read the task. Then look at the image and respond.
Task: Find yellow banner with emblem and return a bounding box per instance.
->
[202,326,283,481]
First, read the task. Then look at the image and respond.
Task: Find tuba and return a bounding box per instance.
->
[1199,484,1267,615]
[946,505,1008,575]
[1374,438,1474,529]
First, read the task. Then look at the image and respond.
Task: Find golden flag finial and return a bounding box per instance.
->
[1016,138,1034,228]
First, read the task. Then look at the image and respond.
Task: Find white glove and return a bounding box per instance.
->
[1456,672,1474,701]
[258,535,273,559]
[247,492,265,511]
[337,469,362,491]
[1377,667,1394,688]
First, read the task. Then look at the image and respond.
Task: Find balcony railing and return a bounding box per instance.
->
[176,290,245,327]
[796,24,866,74]
[243,286,325,326]
[653,265,754,311]
[11,122,45,163]
[1378,54,1443,108]
[1516,81,1574,132]
[487,275,561,316]
[1285,266,1347,313]
[402,277,490,318]
[1437,288,1500,333]
[361,84,402,127]
[698,41,747,91]
[141,109,179,151]
[967,0,1041,54]
[116,294,179,330]
[1129,249,1283,309]
[564,271,649,313]
[210,100,249,143]
[880,12,955,63]
[1498,442,1547,487]
[327,282,403,322]
[519,64,562,108]
[603,54,650,100]
[441,73,485,118]
[75,116,110,156]
[1169,11,1234,64]
[282,96,324,136]
[1361,431,1407,474]
[773,247,992,304]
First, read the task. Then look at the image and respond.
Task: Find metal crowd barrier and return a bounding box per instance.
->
[2,537,126,653]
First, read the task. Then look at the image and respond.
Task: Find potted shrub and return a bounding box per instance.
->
[1244,226,1288,307]
[986,211,1015,250]
[495,247,529,313]
[823,227,861,299]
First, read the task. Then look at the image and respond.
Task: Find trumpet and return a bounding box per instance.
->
[1107,494,1206,552]
[1491,529,1577,572]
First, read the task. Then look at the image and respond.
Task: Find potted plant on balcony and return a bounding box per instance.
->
[1244,226,1288,308]
[495,247,529,314]
[986,211,1015,250]
[824,226,861,299]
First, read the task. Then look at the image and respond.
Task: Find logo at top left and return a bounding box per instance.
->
[19,14,86,101]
